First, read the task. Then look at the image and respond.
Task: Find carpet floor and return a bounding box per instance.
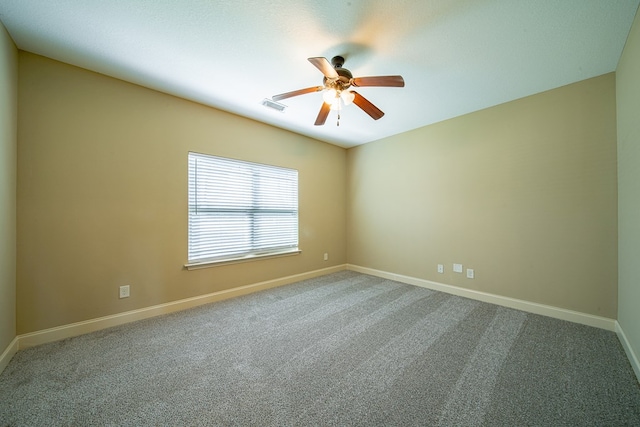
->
[1,271,639,426]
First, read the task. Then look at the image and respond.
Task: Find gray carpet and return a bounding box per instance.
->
[1,271,639,426]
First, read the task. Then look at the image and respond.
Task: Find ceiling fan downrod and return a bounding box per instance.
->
[331,56,345,68]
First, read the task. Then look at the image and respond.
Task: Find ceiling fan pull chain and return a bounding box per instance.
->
[337,113,340,126]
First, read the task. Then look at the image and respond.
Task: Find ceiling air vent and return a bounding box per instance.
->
[262,98,287,112]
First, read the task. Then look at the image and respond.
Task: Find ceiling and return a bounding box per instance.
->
[1,1,639,148]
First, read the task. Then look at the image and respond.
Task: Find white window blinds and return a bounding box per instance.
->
[188,152,299,264]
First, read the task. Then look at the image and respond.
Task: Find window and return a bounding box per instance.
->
[187,152,299,267]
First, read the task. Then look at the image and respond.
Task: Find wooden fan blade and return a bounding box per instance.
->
[314,102,331,126]
[351,75,405,87]
[352,91,384,120]
[308,57,339,79]
[272,86,323,101]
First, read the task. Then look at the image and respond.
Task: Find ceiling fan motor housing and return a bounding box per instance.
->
[324,56,353,91]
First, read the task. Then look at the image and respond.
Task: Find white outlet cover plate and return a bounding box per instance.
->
[453,264,463,273]
[467,269,475,279]
[437,264,444,273]
[119,285,130,298]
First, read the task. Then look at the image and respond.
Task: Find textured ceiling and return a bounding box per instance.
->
[1,0,639,148]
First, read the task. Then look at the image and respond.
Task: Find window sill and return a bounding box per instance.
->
[184,249,302,270]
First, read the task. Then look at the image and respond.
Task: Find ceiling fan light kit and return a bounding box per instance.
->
[272,56,404,126]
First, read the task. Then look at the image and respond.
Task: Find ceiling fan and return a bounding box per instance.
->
[271,56,405,126]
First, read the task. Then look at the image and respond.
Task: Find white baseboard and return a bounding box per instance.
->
[17,264,347,350]
[8,264,623,373]
[347,264,616,331]
[616,321,640,383]
[0,336,19,374]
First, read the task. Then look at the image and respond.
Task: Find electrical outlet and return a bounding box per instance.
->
[453,263,463,273]
[324,253,329,261]
[119,285,130,299]
[466,269,475,279]
[437,264,444,273]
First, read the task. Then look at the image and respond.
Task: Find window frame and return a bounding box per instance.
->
[185,152,300,270]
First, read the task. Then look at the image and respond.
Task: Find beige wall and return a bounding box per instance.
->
[0,21,17,353]
[617,8,640,364]
[10,43,625,335]
[347,73,618,318]
[17,52,346,334]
